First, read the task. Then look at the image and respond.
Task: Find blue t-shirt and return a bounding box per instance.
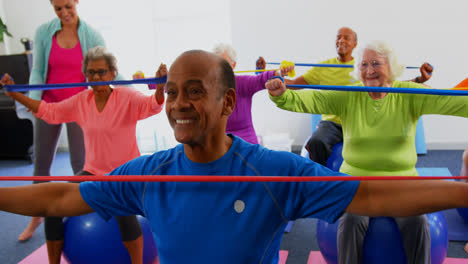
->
[80,135,359,264]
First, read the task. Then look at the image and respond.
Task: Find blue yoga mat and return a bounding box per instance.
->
[416,167,452,176]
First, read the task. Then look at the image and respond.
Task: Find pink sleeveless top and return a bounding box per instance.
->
[42,35,86,103]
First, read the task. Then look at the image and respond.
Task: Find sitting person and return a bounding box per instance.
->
[213,43,293,144]
[1,46,165,264]
[266,40,468,264]
[0,50,468,264]
[276,27,433,167]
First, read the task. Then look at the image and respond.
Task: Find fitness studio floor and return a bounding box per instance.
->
[0,150,467,264]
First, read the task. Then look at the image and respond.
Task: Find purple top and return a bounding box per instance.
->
[226,71,275,144]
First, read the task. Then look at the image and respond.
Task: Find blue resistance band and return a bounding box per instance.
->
[286,84,468,96]
[4,76,167,92]
[267,62,419,69]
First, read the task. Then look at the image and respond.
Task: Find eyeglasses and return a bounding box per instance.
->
[359,60,386,71]
[85,69,109,78]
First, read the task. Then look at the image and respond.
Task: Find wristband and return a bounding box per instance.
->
[268,75,284,83]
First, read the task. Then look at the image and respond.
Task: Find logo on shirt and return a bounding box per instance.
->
[234,200,245,213]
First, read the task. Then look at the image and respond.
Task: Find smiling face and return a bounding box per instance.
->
[359,48,392,87]
[165,51,235,146]
[85,59,115,94]
[335,27,357,60]
[51,0,79,26]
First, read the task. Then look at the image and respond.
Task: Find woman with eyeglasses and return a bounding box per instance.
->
[266,40,468,264]
[1,46,165,264]
[19,0,124,246]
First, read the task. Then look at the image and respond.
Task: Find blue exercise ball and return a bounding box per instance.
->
[456,207,468,222]
[326,142,343,172]
[63,213,157,264]
[428,212,448,264]
[316,219,339,264]
[316,212,448,264]
[362,217,407,264]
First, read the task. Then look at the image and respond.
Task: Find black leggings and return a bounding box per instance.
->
[45,170,143,242]
[305,120,343,166]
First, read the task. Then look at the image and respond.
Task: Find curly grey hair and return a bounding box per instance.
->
[352,40,405,82]
[82,46,118,76]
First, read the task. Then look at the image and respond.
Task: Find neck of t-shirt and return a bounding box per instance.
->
[337,55,353,63]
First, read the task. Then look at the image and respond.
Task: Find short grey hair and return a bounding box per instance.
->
[213,43,237,63]
[82,46,118,76]
[352,40,405,82]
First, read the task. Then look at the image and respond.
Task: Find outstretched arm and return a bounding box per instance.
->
[284,75,308,85]
[0,183,93,217]
[346,180,468,217]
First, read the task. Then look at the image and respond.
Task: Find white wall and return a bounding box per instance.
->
[1,0,231,151]
[2,0,468,150]
[3,0,230,75]
[2,0,54,54]
[231,0,468,149]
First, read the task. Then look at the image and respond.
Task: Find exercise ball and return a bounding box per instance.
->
[456,207,468,222]
[362,217,407,264]
[326,142,343,172]
[63,213,157,264]
[316,212,448,264]
[428,212,448,264]
[316,219,339,264]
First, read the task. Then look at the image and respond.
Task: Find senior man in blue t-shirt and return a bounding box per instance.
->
[0,50,466,264]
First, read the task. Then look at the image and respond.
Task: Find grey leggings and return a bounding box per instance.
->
[45,170,143,241]
[33,118,85,178]
[337,213,430,264]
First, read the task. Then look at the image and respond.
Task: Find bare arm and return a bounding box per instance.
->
[8,92,41,113]
[346,180,468,217]
[284,75,307,85]
[0,74,41,113]
[0,183,93,217]
[284,75,307,90]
